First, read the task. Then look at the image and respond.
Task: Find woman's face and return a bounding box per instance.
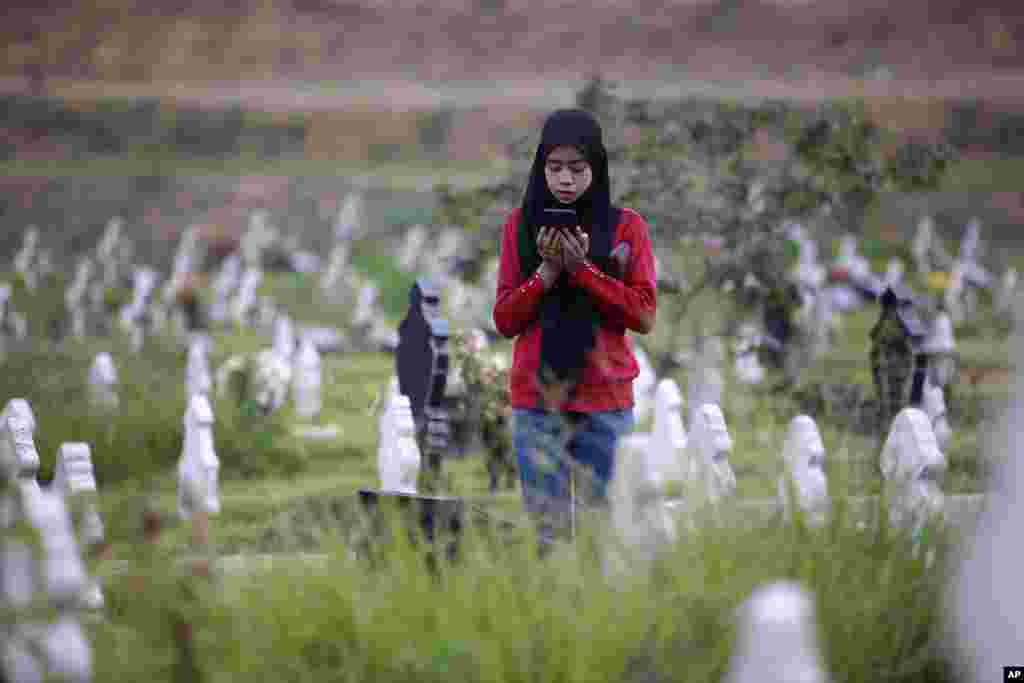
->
[545,145,592,204]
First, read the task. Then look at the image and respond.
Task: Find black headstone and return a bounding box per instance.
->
[396,277,442,423]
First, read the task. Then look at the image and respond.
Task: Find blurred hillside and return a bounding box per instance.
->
[2,0,1022,87]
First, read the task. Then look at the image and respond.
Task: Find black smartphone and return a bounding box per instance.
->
[541,208,578,235]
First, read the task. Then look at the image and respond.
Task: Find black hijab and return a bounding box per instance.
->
[517,109,621,405]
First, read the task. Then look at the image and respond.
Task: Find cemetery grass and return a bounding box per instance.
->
[2,270,1002,681]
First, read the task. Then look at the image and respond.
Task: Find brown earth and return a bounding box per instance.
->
[2,0,1023,95]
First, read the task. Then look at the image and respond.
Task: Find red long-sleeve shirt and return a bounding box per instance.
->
[493,207,657,412]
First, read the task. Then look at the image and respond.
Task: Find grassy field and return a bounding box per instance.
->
[0,240,1008,679]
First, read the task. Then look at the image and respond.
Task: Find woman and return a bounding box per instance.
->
[492,108,657,553]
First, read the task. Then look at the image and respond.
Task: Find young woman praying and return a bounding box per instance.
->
[492,108,657,554]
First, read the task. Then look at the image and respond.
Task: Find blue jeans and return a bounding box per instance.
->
[512,408,635,544]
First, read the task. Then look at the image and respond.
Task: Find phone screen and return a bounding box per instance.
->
[542,208,578,231]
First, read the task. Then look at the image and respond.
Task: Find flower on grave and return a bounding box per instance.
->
[829,266,850,283]
[926,271,950,293]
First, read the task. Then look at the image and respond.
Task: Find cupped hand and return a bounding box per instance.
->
[537,227,564,270]
[559,226,590,272]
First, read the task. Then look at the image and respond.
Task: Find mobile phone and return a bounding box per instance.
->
[541,208,578,233]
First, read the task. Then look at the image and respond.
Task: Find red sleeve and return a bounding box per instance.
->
[568,209,657,334]
[492,210,548,338]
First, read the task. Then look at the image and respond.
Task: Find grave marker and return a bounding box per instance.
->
[87,353,119,410]
[292,337,322,420]
[880,407,946,537]
[725,582,828,683]
[777,416,829,527]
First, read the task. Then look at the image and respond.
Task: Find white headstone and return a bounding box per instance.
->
[185,341,213,398]
[921,379,952,451]
[686,403,736,504]
[923,312,956,355]
[777,416,829,527]
[352,283,379,330]
[177,394,220,520]
[959,218,981,263]
[96,218,123,287]
[725,581,828,683]
[272,314,296,361]
[688,338,724,432]
[0,398,40,487]
[53,443,104,610]
[434,227,463,274]
[292,338,322,421]
[14,226,40,292]
[649,379,689,487]
[232,268,262,325]
[912,216,934,274]
[120,266,159,328]
[632,346,658,424]
[2,484,93,683]
[378,394,420,494]
[884,258,905,287]
[249,349,293,413]
[879,407,946,536]
[995,267,1018,316]
[87,353,119,410]
[944,262,966,325]
[734,323,765,385]
[398,224,429,273]
[334,193,364,242]
[241,210,278,268]
[319,241,350,298]
[609,433,676,564]
[210,254,241,324]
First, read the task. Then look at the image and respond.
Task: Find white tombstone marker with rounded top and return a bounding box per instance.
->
[725,581,829,683]
[777,416,829,527]
[87,353,119,410]
[650,379,688,487]
[687,403,736,504]
[880,407,946,536]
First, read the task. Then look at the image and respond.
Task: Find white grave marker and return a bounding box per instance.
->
[922,379,952,450]
[632,345,658,424]
[687,403,736,505]
[0,398,40,487]
[777,416,829,527]
[398,224,429,273]
[177,394,220,520]
[87,353,119,410]
[378,394,421,494]
[879,407,946,537]
[292,338,322,421]
[912,216,934,274]
[649,379,689,487]
[725,581,829,683]
[53,443,105,609]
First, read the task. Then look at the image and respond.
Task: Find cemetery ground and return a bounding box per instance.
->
[0,226,1016,682]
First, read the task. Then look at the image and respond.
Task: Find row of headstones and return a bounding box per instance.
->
[1,398,103,682]
[0,380,229,682]
[790,218,1017,326]
[612,369,949,550]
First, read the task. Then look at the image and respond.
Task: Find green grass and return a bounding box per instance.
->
[0,154,512,191]
[2,204,1013,683]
